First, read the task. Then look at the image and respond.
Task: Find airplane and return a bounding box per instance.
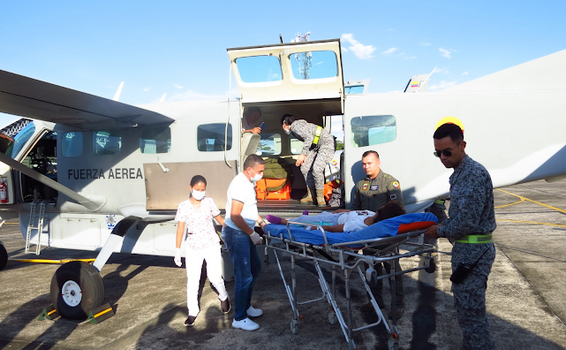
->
[0,38,565,320]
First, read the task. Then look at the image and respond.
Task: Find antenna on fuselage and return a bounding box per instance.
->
[113,81,124,101]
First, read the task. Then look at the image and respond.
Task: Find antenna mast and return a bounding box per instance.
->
[292,32,312,80]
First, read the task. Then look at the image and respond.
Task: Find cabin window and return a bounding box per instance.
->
[289,135,304,155]
[350,115,397,147]
[197,123,232,152]
[235,55,282,83]
[290,50,338,80]
[93,130,122,155]
[62,132,83,157]
[140,126,171,154]
[257,133,282,156]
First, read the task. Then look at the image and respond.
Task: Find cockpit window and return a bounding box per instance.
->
[235,56,282,83]
[289,50,338,80]
[93,130,122,155]
[6,122,35,159]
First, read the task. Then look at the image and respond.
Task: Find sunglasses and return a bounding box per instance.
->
[433,149,452,157]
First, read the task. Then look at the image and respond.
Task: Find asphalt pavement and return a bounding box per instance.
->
[0,179,565,350]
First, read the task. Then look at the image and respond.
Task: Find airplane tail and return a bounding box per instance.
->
[404,68,435,93]
[404,74,429,93]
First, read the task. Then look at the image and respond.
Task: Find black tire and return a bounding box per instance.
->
[50,261,104,320]
[0,244,7,271]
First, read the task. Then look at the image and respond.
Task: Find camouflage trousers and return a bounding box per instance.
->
[300,144,334,192]
[451,242,497,350]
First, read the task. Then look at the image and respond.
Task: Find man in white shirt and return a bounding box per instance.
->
[222,154,267,331]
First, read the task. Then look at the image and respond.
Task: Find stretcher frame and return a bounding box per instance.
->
[265,221,437,350]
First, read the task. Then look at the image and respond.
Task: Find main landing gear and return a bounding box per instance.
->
[50,261,104,320]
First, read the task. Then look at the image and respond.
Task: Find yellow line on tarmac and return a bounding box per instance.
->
[496,188,566,214]
[497,219,566,228]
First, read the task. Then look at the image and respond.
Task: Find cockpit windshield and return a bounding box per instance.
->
[4,122,36,159]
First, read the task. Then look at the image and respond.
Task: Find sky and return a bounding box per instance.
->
[1,1,565,126]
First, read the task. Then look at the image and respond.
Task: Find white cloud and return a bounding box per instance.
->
[174,84,183,89]
[439,48,453,58]
[341,33,376,60]
[381,47,397,55]
[461,71,469,76]
[421,42,431,46]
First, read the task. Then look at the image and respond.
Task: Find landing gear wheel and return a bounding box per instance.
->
[290,319,299,334]
[50,261,104,320]
[0,244,7,271]
[425,258,436,273]
[328,311,337,325]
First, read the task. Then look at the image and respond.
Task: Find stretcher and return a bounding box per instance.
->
[264,212,438,350]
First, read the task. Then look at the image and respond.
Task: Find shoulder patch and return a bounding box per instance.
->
[392,181,400,189]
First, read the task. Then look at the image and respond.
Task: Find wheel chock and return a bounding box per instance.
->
[81,303,115,324]
[38,304,60,321]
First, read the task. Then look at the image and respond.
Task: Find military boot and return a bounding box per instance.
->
[316,189,326,208]
[300,189,314,204]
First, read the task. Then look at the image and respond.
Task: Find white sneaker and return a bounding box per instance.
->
[232,317,259,331]
[246,305,263,318]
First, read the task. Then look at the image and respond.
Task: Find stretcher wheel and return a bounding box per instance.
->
[290,319,299,334]
[328,311,337,325]
[425,258,436,273]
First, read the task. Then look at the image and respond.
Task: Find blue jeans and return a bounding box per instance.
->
[221,226,262,321]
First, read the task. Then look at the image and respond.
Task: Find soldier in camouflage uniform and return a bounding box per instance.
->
[351,150,406,319]
[425,123,497,350]
[281,114,335,207]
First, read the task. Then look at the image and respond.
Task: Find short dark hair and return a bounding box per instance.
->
[281,114,296,126]
[190,175,207,187]
[362,150,380,159]
[433,123,464,143]
[374,200,406,224]
[244,154,265,170]
[245,106,262,117]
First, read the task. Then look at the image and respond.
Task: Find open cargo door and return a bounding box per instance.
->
[227,39,345,117]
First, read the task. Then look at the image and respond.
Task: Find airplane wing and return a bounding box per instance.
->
[0,69,174,130]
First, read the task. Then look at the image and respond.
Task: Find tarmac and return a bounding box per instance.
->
[0,179,565,350]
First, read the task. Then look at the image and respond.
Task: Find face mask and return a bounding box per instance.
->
[192,190,206,201]
[284,128,291,135]
[250,169,263,183]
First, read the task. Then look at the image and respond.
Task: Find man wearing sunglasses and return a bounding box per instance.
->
[424,123,497,350]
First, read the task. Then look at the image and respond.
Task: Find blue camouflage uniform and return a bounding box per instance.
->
[437,155,497,350]
[289,119,335,193]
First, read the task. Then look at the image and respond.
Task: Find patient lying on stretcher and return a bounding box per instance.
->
[266,200,406,232]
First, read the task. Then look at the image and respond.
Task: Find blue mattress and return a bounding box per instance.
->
[265,212,438,246]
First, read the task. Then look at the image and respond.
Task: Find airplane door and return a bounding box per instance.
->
[227,39,345,114]
[0,119,58,206]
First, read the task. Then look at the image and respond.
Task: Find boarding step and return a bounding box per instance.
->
[25,200,47,255]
